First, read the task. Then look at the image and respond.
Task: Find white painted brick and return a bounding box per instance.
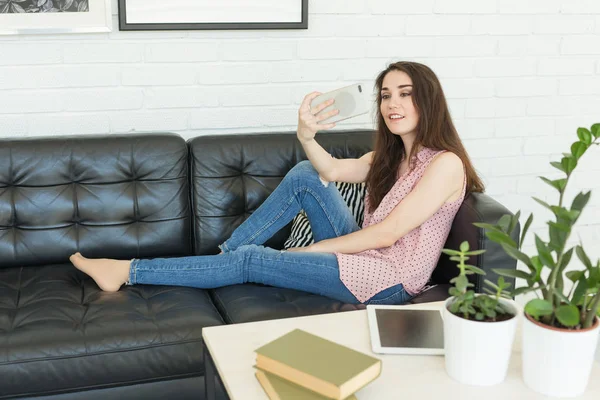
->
[222,41,295,61]
[559,77,600,96]
[463,138,524,158]
[434,0,497,14]
[63,89,143,112]
[145,43,219,63]
[144,87,220,109]
[483,176,519,196]
[369,0,434,14]
[298,39,366,60]
[495,77,557,97]
[196,63,271,85]
[472,155,550,177]
[434,37,496,57]
[406,15,471,36]
[272,60,342,82]
[0,66,119,90]
[466,98,527,118]
[191,108,264,129]
[447,99,466,119]
[517,175,559,196]
[538,57,595,76]
[495,117,555,138]
[339,59,389,82]
[0,44,62,65]
[310,0,366,14]
[441,79,495,99]
[527,96,600,116]
[263,107,302,128]
[425,59,476,79]
[523,134,574,155]
[331,15,406,37]
[110,111,189,133]
[555,117,600,138]
[454,119,495,139]
[561,36,600,55]
[497,36,561,56]
[533,15,595,34]
[0,116,28,137]
[561,0,600,14]
[218,86,293,107]
[475,57,537,77]
[0,91,62,114]
[471,16,531,35]
[63,44,142,63]
[366,38,435,58]
[28,113,110,136]
[122,65,197,86]
[497,0,560,14]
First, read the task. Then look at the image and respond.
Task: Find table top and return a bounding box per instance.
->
[202,301,600,400]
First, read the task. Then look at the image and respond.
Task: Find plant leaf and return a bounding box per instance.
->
[572,277,588,306]
[571,141,586,159]
[532,196,553,211]
[519,213,533,250]
[535,235,555,268]
[498,214,512,232]
[486,230,517,248]
[459,241,469,253]
[566,270,585,282]
[464,264,486,275]
[571,191,591,213]
[525,299,554,319]
[577,127,592,146]
[576,245,593,269]
[591,123,600,139]
[500,243,533,268]
[556,304,580,327]
[550,161,565,172]
[473,222,504,234]
[540,177,566,192]
[491,268,531,280]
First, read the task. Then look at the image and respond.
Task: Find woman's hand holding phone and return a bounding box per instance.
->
[297,92,339,144]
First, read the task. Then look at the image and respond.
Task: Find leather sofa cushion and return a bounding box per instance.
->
[0,264,224,398]
[209,284,365,325]
[188,130,374,255]
[0,133,192,269]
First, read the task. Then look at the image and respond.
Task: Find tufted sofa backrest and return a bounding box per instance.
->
[188,131,374,255]
[0,133,191,268]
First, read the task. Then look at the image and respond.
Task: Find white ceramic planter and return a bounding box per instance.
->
[522,313,600,398]
[443,296,519,386]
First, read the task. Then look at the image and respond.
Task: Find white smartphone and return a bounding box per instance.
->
[310,83,371,125]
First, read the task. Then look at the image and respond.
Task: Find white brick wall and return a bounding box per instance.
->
[1,0,599,302]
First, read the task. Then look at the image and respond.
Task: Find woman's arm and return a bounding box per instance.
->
[297,92,372,183]
[292,152,465,254]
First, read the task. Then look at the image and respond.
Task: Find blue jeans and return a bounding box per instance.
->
[129,160,412,305]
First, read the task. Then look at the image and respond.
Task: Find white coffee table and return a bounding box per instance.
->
[202,301,600,399]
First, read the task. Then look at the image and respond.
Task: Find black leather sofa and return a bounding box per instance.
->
[0,130,518,399]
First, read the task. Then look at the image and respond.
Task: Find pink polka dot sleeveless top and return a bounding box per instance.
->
[335,147,466,303]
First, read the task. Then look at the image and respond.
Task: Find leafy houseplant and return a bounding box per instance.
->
[441,241,519,386]
[443,241,513,322]
[474,123,600,397]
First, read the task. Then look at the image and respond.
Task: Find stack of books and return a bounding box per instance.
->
[254,329,382,399]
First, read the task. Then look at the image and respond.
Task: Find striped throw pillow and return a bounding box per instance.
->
[283,182,366,249]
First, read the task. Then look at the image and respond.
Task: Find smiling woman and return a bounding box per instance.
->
[0,0,88,13]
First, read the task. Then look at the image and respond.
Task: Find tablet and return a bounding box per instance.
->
[366,305,445,355]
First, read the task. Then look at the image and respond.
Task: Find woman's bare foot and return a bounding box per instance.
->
[69,252,130,292]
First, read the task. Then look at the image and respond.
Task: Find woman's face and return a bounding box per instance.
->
[380,70,419,138]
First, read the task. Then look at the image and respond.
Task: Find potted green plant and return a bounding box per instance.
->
[474,123,600,397]
[441,241,519,386]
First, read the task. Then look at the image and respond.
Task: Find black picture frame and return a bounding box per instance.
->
[118,0,308,31]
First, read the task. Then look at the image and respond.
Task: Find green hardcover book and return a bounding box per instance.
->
[255,370,358,400]
[254,329,381,400]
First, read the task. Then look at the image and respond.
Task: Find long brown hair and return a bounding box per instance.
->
[365,61,484,213]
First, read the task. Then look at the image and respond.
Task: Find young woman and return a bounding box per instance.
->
[70,61,484,305]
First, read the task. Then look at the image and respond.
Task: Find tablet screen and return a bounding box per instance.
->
[375,309,444,349]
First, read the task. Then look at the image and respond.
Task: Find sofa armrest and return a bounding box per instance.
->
[431,192,520,294]
[408,284,451,304]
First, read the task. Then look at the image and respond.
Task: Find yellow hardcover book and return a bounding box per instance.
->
[255,370,358,400]
[255,329,381,400]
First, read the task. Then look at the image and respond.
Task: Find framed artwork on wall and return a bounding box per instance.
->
[0,0,112,35]
[118,0,308,31]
